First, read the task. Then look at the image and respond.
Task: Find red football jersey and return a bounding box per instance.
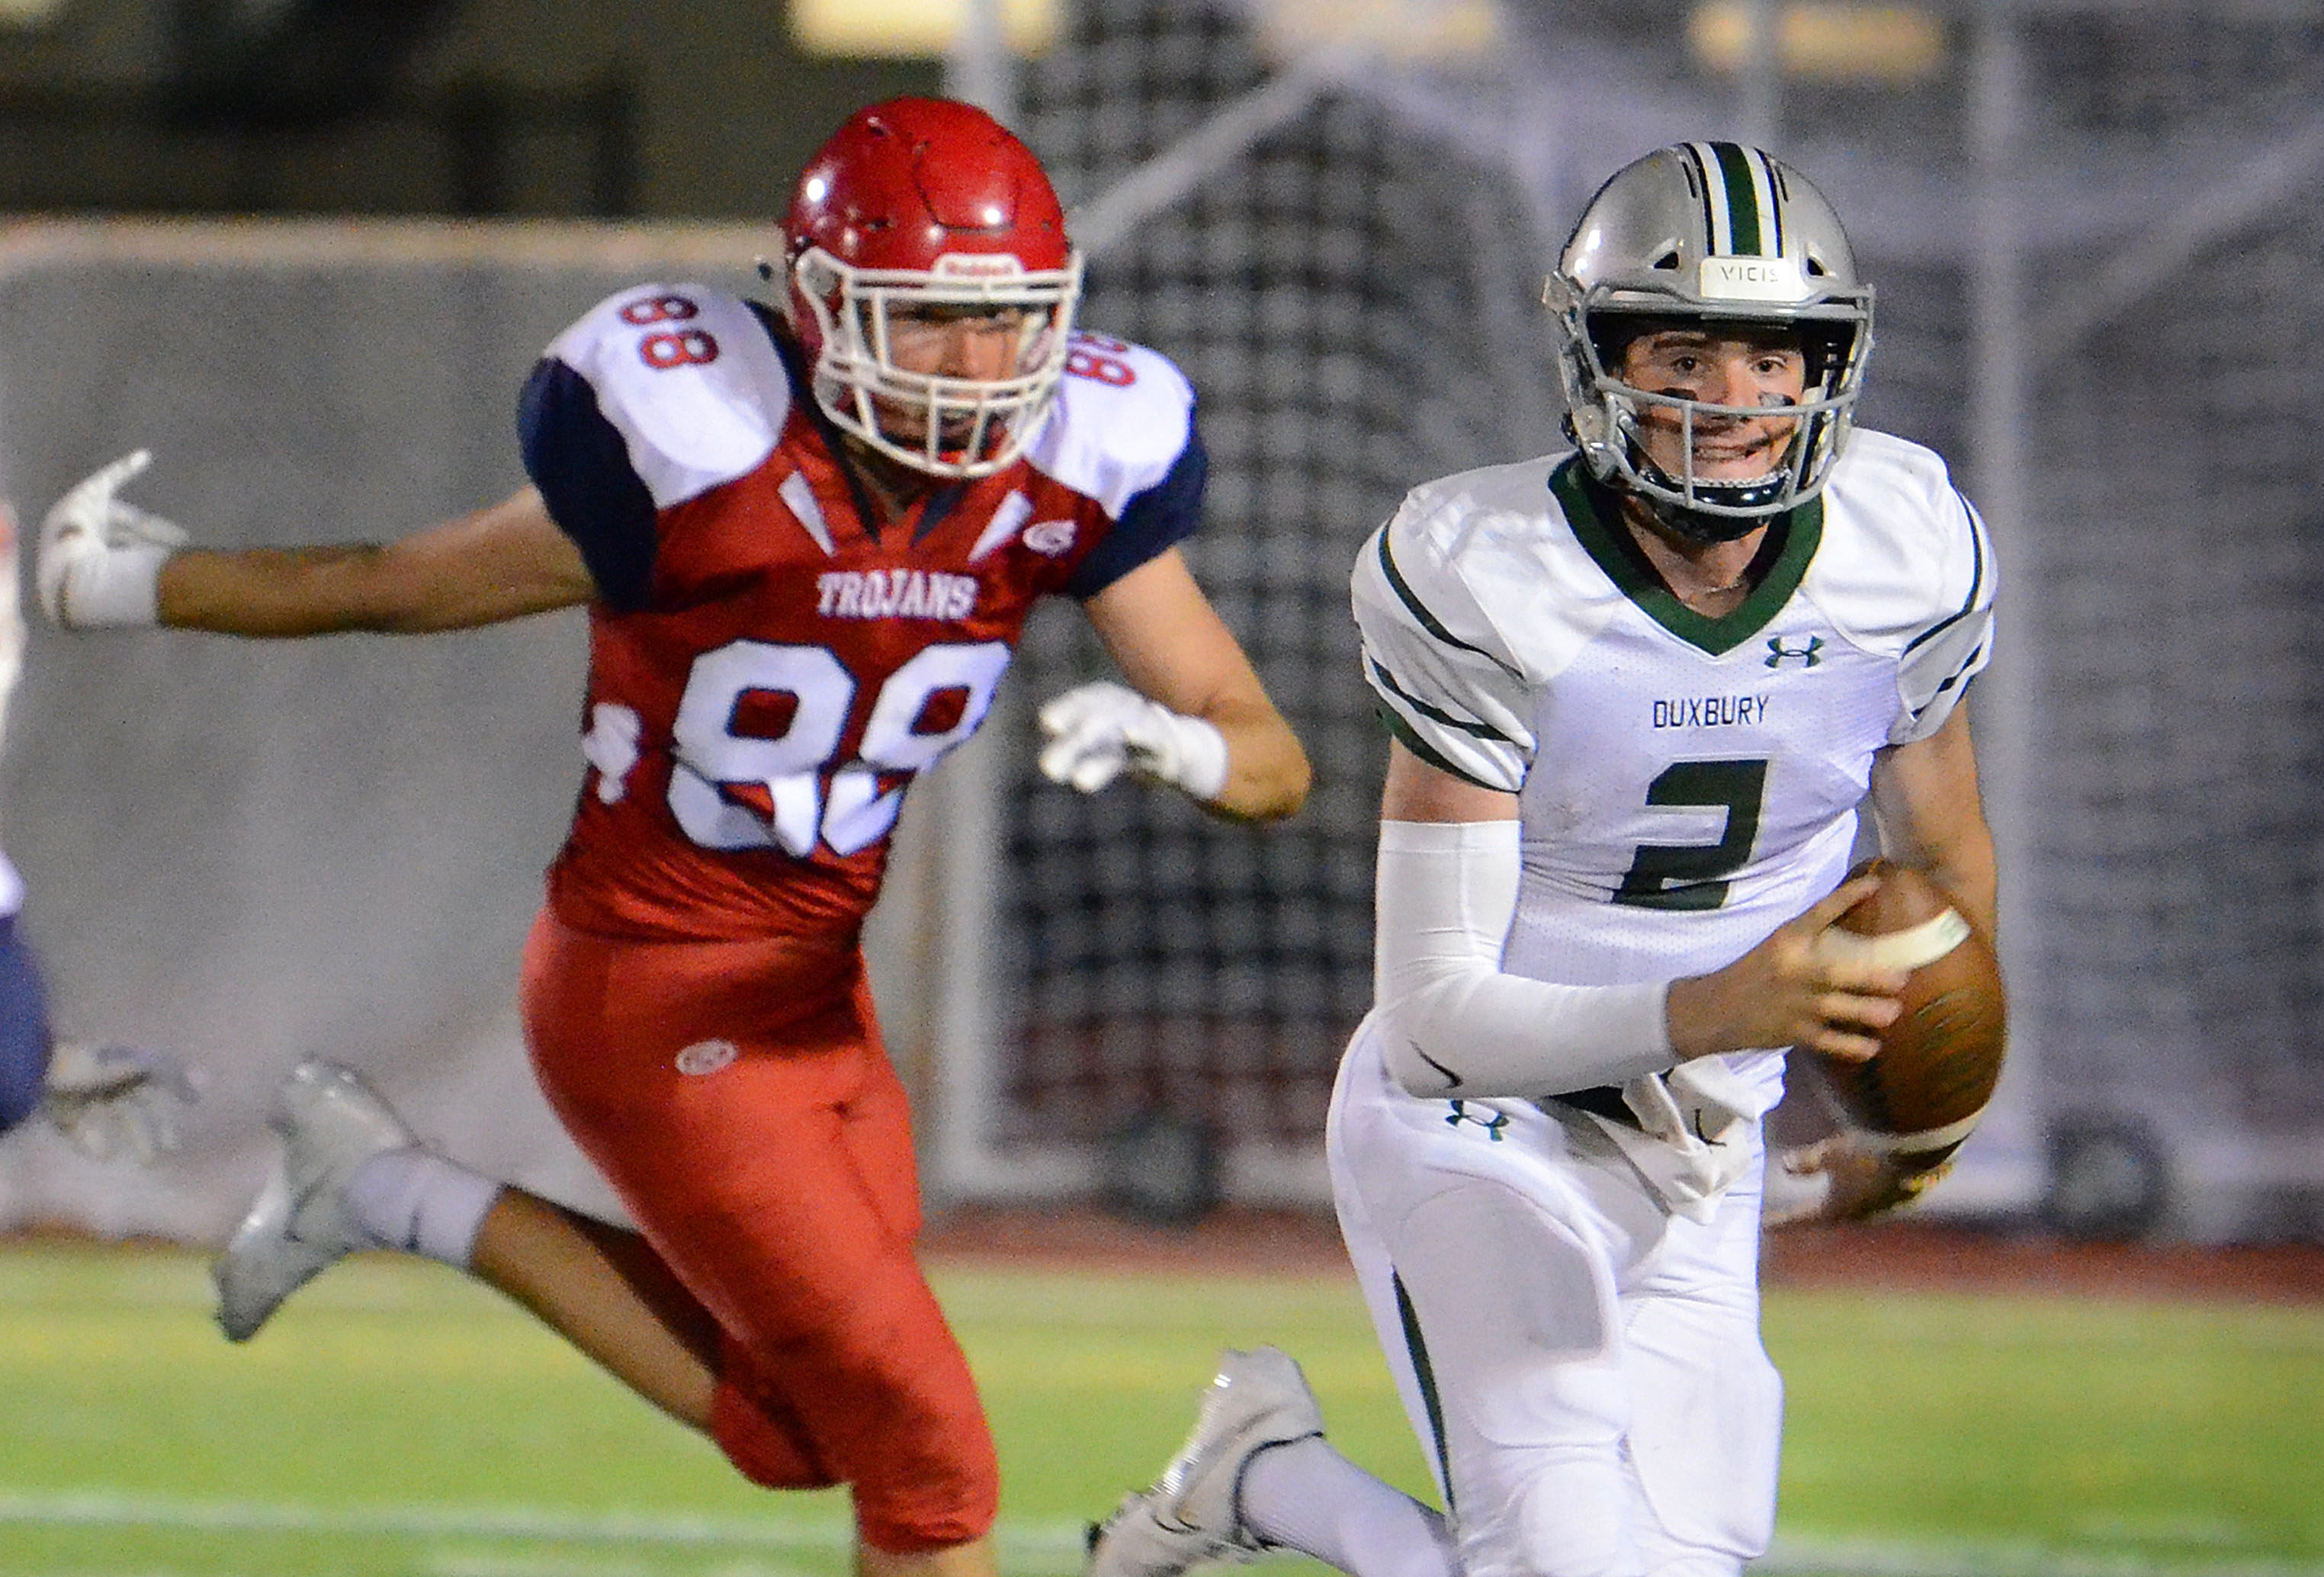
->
[519,286,1205,943]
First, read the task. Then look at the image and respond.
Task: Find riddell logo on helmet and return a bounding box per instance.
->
[933,252,1026,278]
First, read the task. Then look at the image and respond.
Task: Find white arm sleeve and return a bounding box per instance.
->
[1374,820,1676,1099]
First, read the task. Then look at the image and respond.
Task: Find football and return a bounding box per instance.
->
[1812,858,2008,1170]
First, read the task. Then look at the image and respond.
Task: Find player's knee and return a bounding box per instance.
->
[1456,1444,1635,1577]
[848,1374,1000,1553]
[802,1312,1000,1550]
[1639,1552,1752,1577]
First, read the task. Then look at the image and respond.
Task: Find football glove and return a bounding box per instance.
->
[1763,1132,1944,1226]
[1036,680,1229,802]
[37,450,189,629]
[42,1042,203,1164]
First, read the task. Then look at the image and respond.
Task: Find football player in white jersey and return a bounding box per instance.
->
[0,506,199,1161]
[1088,142,1998,1577]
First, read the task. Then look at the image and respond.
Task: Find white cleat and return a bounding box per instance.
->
[1085,1346,1326,1577]
[213,1059,414,1342]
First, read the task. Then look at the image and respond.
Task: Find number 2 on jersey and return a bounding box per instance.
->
[1613,759,1768,911]
[666,638,1012,858]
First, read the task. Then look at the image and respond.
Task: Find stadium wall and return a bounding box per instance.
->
[0,220,957,1241]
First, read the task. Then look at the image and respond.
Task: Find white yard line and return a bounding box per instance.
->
[0,1488,1076,1559]
[2,1490,2318,1577]
[1760,1534,2324,1577]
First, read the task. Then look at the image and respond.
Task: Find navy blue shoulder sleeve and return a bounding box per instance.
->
[517,358,660,612]
[0,916,51,1135]
[1063,417,1209,599]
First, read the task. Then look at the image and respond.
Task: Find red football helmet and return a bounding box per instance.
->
[779,97,1083,479]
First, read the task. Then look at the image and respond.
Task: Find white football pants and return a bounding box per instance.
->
[1327,1021,1781,1577]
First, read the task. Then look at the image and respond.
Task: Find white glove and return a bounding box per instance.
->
[1760,1142,1841,1227]
[1762,1133,1935,1226]
[37,450,189,629]
[1037,680,1230,801]
[42,1042,204,1164]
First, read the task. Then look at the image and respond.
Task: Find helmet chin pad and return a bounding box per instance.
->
[1639,495,1772,544]
[1631,454,1786,541]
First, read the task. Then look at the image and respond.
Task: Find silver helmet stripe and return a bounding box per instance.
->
[1684,141,1732,252]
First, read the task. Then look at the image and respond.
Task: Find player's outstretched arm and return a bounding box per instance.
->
[40,454,594,638]
[1047,548,1310,821]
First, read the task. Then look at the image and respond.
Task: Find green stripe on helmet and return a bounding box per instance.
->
[1709,142,1766,255]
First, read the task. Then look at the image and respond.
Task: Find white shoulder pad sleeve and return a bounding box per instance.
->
[544,285,790,509]
[1805,432,2001,746]
[1374,820,1673,1099]
[1025,335,1195,516]
[1351,490,1536,792]
[1891,487,1997,744]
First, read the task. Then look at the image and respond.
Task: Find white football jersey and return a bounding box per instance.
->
[1353,429,1995,1123]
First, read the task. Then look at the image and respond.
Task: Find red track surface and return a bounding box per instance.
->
[923,1205,2324,1303]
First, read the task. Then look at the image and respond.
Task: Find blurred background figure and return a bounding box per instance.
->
[0,504,198,1162]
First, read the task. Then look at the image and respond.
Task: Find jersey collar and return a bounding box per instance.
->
[1551,457,1822,656]
[752,301,968,544]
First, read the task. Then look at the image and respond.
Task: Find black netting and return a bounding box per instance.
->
[981,0,2324,1232]
[1001,0,1554,1148]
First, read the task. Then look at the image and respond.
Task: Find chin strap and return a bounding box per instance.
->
[1629,454,1788,544]
[1641,497,1765,546]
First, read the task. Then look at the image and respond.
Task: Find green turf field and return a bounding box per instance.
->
[1,1241,2318,1576]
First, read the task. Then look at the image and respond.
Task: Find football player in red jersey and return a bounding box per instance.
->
[36,98,1309,1577]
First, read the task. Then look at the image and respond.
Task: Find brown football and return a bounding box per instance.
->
[1812,858,2008,1168]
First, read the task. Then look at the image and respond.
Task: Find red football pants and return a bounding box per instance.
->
[518,907,999,1553]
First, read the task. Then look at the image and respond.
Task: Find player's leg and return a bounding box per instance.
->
[1616,1158,1782,1577]
[467,1187,723,1428]
[0,509,45,1135]
[1087,1025,1459,1577]
[522,911,1000,1563]
[1331,1024,1665,1577]
[211,1058,727,1434]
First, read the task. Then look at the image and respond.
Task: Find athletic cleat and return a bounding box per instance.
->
[1084,1345,1325,1577]
[213,1059,415,1342]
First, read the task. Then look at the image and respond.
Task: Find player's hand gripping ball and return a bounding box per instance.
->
[1811,859,2007,1182]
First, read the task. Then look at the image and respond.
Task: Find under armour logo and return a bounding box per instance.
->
[1445,1100,1510,1142]
[1764,634,1825,669]
[582,702,642,803]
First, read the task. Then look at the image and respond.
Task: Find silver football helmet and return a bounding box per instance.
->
[1545,142,1873,541]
